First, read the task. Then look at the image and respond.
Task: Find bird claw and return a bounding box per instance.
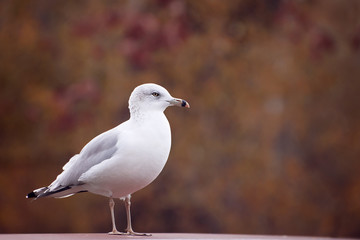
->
[128,232,152,236]
[108,229,151,236]
[108,230,122,235]
[125,228,152,236]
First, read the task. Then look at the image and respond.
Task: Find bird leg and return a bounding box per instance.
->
[123,195,152,236]
[108,198,122,235]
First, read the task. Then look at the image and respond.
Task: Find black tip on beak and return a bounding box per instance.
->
[181,100,187,107]
[169,98,190,108]
[182,100,190,108]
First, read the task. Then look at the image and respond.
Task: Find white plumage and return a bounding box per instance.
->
[27,83,190,235]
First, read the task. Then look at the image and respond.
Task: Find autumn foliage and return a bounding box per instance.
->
[0,0,360,237]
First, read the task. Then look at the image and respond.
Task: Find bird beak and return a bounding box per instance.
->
[168,98,190,108]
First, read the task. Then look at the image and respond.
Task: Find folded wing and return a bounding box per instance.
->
[27,125,123,199]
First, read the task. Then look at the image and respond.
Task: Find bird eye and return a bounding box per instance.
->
[152,92,160,97]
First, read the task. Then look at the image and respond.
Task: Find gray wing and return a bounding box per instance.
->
[48,125,121,193]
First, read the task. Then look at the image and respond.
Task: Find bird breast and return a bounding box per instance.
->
[82,113,172,198]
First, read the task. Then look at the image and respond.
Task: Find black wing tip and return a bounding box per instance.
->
[26,191,37,198]
[26,186,86,199]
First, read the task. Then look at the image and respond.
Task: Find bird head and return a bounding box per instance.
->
[128,83,190,117]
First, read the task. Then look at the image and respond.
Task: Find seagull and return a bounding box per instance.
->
[26,83,190,236]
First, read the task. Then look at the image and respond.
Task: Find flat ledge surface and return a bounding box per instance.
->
[0,234,355,240]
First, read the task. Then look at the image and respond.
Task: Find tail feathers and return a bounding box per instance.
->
[26,185,83,199]
[26,187,49,199]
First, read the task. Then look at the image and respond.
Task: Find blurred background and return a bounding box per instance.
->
[1,0,360,237]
